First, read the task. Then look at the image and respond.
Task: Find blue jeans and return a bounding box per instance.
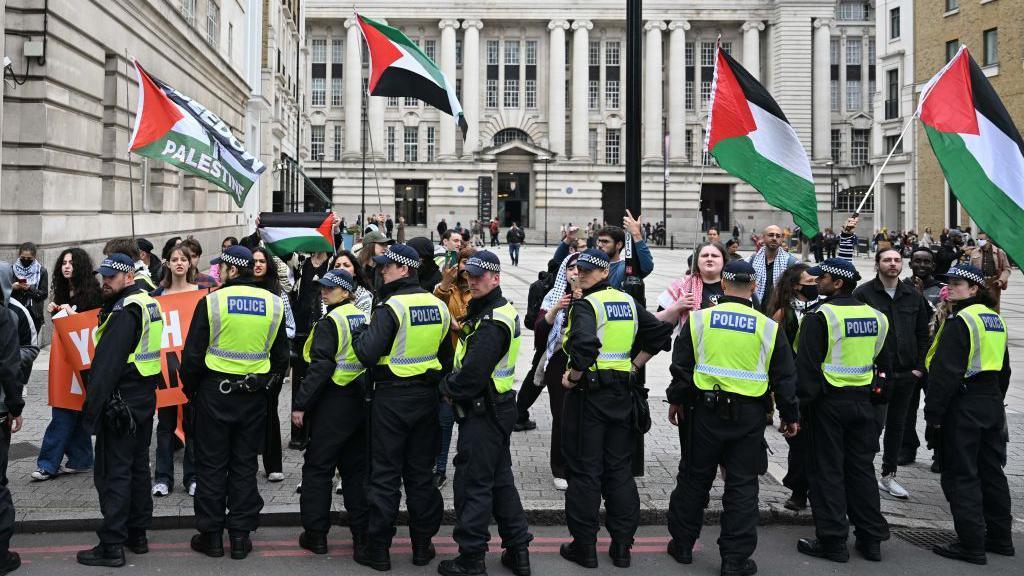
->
[36,407,94,474]
[436,402,455,475]
[508,243,521,265]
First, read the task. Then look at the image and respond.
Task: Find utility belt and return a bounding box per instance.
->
[217,373,276,394]
[825,383,872,396]
[959,379,1003,396]
[371,367,442,387]
[578,369,631,391]
[452,389,515,424]
[698,388,766,422]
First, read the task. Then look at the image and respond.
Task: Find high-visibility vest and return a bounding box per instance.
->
[302,301,368,386]
[817,303,889,387]
[454,301,521,393]
[379,292,451,378]
[563,287,638,373]
[94,292,164,377]
[136,274,157,291]
[690,301,778,397]
[204,285,284,375]
[926,304,1006,377]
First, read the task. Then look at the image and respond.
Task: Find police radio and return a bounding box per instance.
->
[621,233,647,308]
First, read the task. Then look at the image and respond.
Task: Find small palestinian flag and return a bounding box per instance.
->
[357,14,467,137]
[258,212,335,258]
[919,45,1024,267]
[706,48,818,237]
[127,60,265,207]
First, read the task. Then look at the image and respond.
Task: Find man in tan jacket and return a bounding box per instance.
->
[967,232,1011,311]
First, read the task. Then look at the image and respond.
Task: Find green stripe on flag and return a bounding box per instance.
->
[361,16,446,88]
[265,235,334,258]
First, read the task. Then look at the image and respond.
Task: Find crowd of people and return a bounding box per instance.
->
[0,212,1015,575]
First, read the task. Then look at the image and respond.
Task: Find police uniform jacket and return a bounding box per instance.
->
[924,296,1011,426]
[293,300,360,412]
[853,278,931,376]
[179,277,290,398]
[667,295,800,424]
[0,305,24,418]
[439,286,511,402]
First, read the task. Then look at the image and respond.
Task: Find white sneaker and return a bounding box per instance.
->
[188,482,197,497]
[268,472,285,482]
[335,479,344,494]
[878,475,909,499]
[30,469,53,481]
[295,481,302,494]
[59,465,88,474]
[553,477,568,491]
[152,483,170,497]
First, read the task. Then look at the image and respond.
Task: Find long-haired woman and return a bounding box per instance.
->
[333,250,373,314]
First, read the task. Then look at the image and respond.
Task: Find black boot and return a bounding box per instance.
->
[356,540,391,572]
[855,539,881,561]
[299,531,328,555]
[783,492,807,511]
[352,532,370,566]
[438,554,487,576]
[0,552,20,576]
[500,546,531,576]
[608,541,631,568]
[721,557,758,576]
[559,541,598,569]
[191,531,224,558]
[985,538,1015,557]
[666,539,693,564]
[412,541,436,566]
[126,530,149,554]
[230,532,253,560]
[797,538,849,563]
[932,542,986,565]
[76,544,126,568]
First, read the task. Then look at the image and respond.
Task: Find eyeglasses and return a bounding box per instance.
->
[596,238,613,244]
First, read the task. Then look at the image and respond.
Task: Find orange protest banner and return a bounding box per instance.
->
[49,291,205,410]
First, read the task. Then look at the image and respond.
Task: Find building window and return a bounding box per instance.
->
[946,39,959,63]
[426,126,436,162]
[945,0,958,11]
[889,7,900,40]
[228,23,233,56]
[868,39,876,65]
[387,96,399,108]
[505,78,520,108]
[486,79,498,108]
[830,80,839,112]
[424,39,436,61]
[386,126,396,162]
[885,69,899,119]
[526,40,538,65]
[333,125,342,161]
[589,129,598,161]
[332,39,344,63]
[312,39,326,63]
[492,128,531,146]
[606,79,620,109]
[837,186,873,212]
[456,79,462,102]
[206,0,220,46]
[606,41,620,66]
[983,28,998,66]
[831,129,842,163]
[685,80,694,111]
[685,129,693,163]
[830,38,839,65]
[589,41,600,66]
[181,0,196,26]
[525,79,537,109]
[312,77,326,106]
[605,129,620,165]
[720,42,732,55]
[851,129,869,166]
[884,134,903,155]
[404,127,418,162]
[700,81,712,107]
[589,80,599,110]
[685,41,694,66]
[456,39,463,65]
[404,96,418,107]
[311,125,325,159]
[847,79,861,110]
[846,38,862,65]
[331,77,342,106]
[701,42,715,66]
[505,40,520,65]
[486,40,499,65]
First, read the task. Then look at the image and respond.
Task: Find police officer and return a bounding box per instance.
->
[924,265,1013,564]
[559,248,671,569]
[292,269,369,558]
[437,251,532,576]
[795,258,893,563]
[180,245,289,560]
[352,243,451,571]
[0,266,26,574]
[665,260,800,576]
[77,253,165,567]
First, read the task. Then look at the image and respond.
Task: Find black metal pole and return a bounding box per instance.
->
[662,135,668,236]
[624,0,642,219]
[829,161,835,231]
[361,92,367,234]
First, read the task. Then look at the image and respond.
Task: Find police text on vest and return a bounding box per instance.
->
[227,296,267,316]
[410,305,443,326]
[604,302,634,321]
[844,318,878,337]
[979,314,1005,332]
[710,311,757,333]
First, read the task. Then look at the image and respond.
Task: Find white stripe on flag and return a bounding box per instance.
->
[748,102,813,183]
[962,111,1024,211]
[260,227,323,243]
[390,47,444,89]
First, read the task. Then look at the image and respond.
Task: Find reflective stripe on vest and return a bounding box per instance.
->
[819,303,889,387]
[563,287,638,372]
[94,292,165,377]
[380,292,451,378]
[204,285,284,375]
[454,302,522,393]
[925,304,1006,377]
[690,301,778,397]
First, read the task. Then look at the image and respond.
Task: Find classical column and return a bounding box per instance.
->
[343,17,362,160]
[643,20,666,163]
[839,31,847,115]
[547,19,570,158]
[667,20,689,162]
[812,18,833,161]
[742,21,764,81]
[571,19,592,162]
[861,32,871,115]
[438,19,459,160]
[461,19,483,157]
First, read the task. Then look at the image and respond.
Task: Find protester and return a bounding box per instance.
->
[725,239,742,261]
[8,242,48,331]
[357,231,393,297]
[332,251,374,314]
[289,251,331,450]
[179,238,216,289]
[836,218,859,262]
[657,242,726,332]
[161,237,183,263]
[437,218,448,238]
[967,232,1010,312]
[506,223,525,266]
[745,225,798,313]
[208,237,240,285]
[489,219,500,247]
[570,217,653,289]
[136,239,161,282]
[934,229,965,275]
[407,237,443,292]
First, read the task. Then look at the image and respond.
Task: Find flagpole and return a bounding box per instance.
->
[691,38,721,273]
[124,50,137,240]
[854,115,916,216]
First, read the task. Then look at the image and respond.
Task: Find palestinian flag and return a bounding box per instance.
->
[357,14,467,137]
[706,48,819,237]
[258,212,335,258]
[128,60,265,207]
[918,46,1024,267]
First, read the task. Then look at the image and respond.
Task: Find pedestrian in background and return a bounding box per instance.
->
[506,223,525,266]
[332,251,374,314]
[967,232,1010,312]
[747,225,799,314]
[180,238,216,289]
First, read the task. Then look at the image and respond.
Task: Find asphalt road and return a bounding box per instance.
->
[10,525,1021,575]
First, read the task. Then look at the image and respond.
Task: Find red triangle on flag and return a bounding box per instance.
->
[707,50,757,152]
[315,214,337,251]
[919,49,979,136]
[129,62,184,151]
[358,15,404,94]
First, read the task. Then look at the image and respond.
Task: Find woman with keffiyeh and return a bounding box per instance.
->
[655,242,729,331]
[9,242,48,331]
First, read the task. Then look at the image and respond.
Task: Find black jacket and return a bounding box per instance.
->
[563,281,672,373]
[853,277,931,374]
[439,287,512,402]
[293,300,361,412]
[293,257,331,337]
[180,278,291,397]
[506,228,525,244]
[934,243,963,275]
[924,297,1011,425]
[667,296,800,424]
[0,307,24,417]
[795,295,895,407]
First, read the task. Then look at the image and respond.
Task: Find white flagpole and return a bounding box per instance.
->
[854,115,916,216]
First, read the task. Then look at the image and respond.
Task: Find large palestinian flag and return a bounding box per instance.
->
[258,212,335,258]
[127,60,265,207]
[706,48,819,237]
[918,46,1024,267]
[356,14,467,137]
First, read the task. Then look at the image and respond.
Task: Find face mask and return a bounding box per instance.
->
[19,258,33,267]
[799,284,818,301]
[977,239,987,247]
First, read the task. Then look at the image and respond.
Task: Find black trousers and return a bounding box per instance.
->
[0,416,15,555]
[154,404,195,488]
[667,401,764,560]
[875,376,918,476]
[901,377,926,458]
[95,388,156,545]
[806,394,889,544]
[515,347,546,423]
[543,352,569,479]
[290,349,309,445]
[192,384,267,534]
[263,376,284,475]
[782,430,809,498]
[300,384,368,536]
[562,382,638,546]
[366,383,443,545]
[939,392,1013,552]
[453,397,532,557]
